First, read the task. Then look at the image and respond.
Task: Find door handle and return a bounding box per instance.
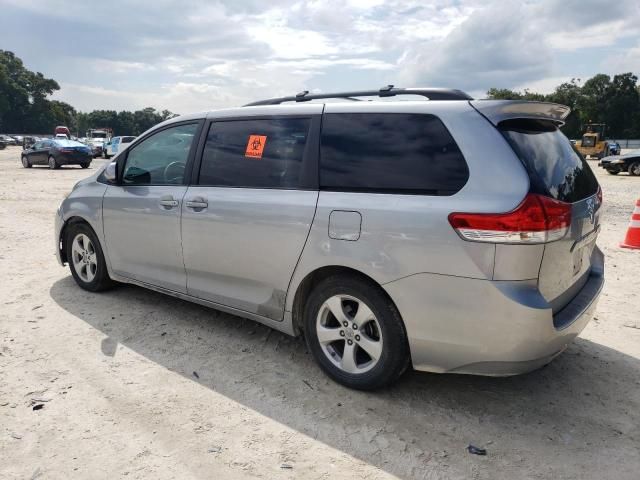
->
[159,196,179,208]
[185,198,208,210]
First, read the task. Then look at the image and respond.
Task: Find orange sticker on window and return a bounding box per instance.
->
[245,135,267,159]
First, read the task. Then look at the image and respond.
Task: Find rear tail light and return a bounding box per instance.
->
[448,193,571,244]
[596,185,603,206]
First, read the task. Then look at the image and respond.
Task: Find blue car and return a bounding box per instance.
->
[21,139,92,169]
[608,141,621,155]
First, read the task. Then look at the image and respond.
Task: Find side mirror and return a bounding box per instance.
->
[104,161,118,184]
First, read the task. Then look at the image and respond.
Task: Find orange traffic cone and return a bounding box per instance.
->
[621,199,640,249]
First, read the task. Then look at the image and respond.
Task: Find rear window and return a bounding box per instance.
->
[122,136,136,142]
[500,119,599,203]
[54,140,85,147]
[320,113,469,195]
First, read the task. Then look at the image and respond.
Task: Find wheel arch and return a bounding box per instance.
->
[289,265,404,336]
[59,215,101,264]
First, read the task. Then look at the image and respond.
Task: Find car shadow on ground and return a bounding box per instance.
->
[49,277,640,479]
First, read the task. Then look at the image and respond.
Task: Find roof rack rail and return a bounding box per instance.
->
[243,85,473,106]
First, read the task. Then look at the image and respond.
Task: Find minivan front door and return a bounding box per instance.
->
[181,115,320,320]
[103,122,201,293]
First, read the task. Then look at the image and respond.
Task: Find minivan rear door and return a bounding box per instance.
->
[181,111,321,321]
[499,119,601,312]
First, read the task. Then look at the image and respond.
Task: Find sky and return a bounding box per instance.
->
[1,0,639,114]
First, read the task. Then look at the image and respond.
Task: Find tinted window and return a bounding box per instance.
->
[500,119,599,203]
[320,113,468,195]
[122,136,136,142]
[199,118,311,188]
[122,123,198,185]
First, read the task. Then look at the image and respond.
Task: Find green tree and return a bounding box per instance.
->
[0,49,60,132]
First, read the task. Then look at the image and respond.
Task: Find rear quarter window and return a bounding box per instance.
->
[319,113,469,195]
[500,119,599,203]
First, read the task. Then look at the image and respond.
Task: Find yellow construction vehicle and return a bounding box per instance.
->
[576,123,609,159]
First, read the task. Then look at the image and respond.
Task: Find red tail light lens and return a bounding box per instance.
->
[448,194,572,244]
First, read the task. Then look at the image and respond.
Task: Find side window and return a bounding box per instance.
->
[320,113,469,195]
[198,117,311,189]
[122,123,198,185]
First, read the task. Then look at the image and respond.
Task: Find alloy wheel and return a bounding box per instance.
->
[316,294,383,374]
[71,233,98,283]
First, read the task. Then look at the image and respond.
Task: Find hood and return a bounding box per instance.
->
[601,150,640,162]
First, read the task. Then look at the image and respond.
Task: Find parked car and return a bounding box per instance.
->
[22,138,92,169]
[54,87,604,390]
[55,133,70,140]
[12,135,24,144]
[0,138,6,150]
[87,138,105,157]
[607,141,621,156]
[599,149,640,175]
[0,134,17,146]
[23,136,39,150]
[103,136,136,158]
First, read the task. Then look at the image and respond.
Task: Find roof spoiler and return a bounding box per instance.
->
[470,100,571,127]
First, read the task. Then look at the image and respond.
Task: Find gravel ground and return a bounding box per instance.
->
[1,145,639,480]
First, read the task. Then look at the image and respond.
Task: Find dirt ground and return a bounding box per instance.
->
[1,144,639,480]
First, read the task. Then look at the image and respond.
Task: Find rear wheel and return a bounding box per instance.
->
[304,275,410,390]
[81,163,90,169]
[65,222,115,292]
[21,156,32,168]
[629,161,640,176]
[48,155,59,169]
[606,169,619,175]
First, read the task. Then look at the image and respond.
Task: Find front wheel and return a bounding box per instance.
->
[21,156,32,168]
[65,223,115,292]
[81,163,90,169]
[304,275,410,390]
[607,169,619,175]
[629,161,640,176]
[48,155,59,169]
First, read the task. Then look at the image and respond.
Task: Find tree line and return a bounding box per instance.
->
[3,49,640,139]
[0,50,176,136]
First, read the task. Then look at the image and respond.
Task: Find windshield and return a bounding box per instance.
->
[500,119,599,203]
[90,133,108,138]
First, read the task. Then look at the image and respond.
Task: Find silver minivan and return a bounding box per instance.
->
[55,87,604,390]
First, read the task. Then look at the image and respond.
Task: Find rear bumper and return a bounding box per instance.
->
[383,247,604,376]
[57,153,92,165]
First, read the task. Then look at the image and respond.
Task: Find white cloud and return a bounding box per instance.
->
[5,0,640,113]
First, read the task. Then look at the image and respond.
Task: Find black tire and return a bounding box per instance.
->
[303,275,410,390]
[65,222,115,292]
[48,155,59,169]
[21,156,32,168]
[628,161,640,176]
[80,163,90,169]
[606,169,619,175]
